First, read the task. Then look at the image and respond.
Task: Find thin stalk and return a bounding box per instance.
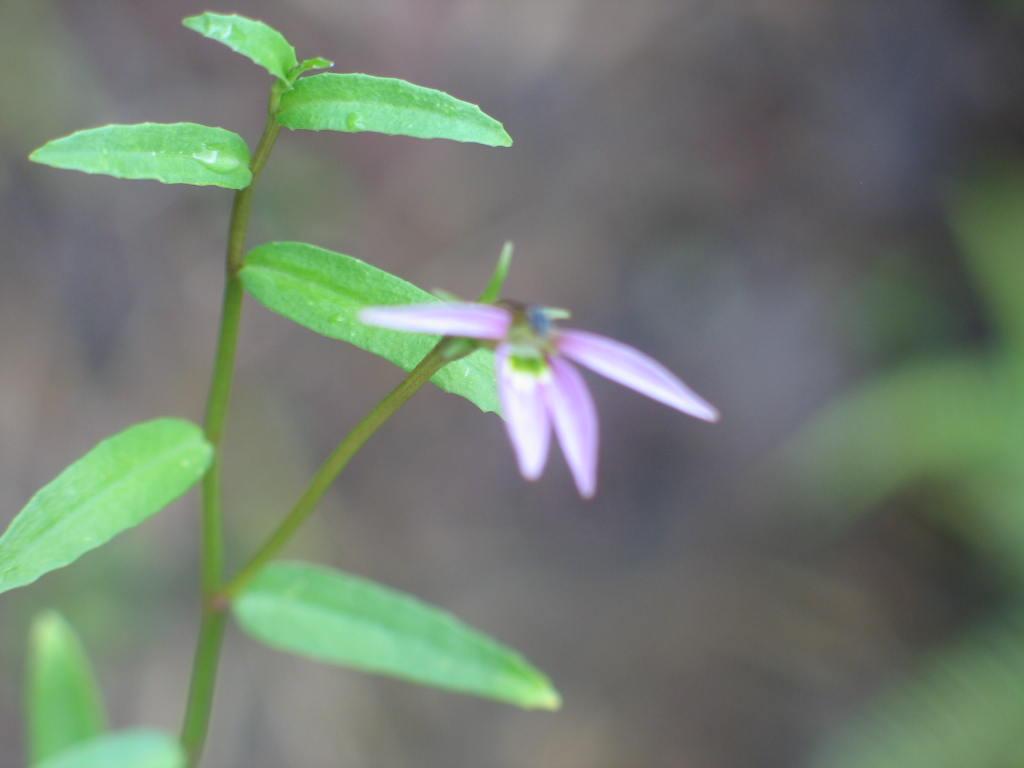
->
[217,344,451,602]
[180,109,281,766]
[179,612,226,763]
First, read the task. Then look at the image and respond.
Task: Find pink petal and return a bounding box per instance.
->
[359,303,511,339]
[556,329,719,422]
[543,357,599,498]
[497,345,551,481]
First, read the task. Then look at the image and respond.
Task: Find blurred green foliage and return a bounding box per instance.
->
[26,612,107,764]
[793,169,1024,767]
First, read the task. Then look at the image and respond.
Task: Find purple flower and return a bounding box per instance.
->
[360,302,718,498]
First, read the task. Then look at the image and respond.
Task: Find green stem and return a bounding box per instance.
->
[179,612,226,762]
[217,343,451,602]
[180,110,281,766]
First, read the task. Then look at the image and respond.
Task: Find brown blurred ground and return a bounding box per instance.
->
[2,1,1023,766]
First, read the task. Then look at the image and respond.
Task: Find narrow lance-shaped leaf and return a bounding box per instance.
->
[233,562,560,710]
[289,57,334,80]
[27,612,107,765]
[36,730,184,768]
[30,123,252,189]
[276,73,513,146]
[478,241,514,303]
[0,419,212,595]
[183,12,298,83]
[241,241,499,413]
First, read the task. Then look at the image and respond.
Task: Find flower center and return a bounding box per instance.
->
[507,352,548,377]
[499,302,567,374]
[526,305,552,336]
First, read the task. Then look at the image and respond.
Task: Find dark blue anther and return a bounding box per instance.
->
[526,305,551,336]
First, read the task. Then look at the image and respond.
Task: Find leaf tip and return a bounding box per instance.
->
[30,610,67,646]
[290,56,334,80]
[28,144,52,165]
[532,685,562,711]
[229,169,255,190]
[477,241,514,303]
[481,114,512,147]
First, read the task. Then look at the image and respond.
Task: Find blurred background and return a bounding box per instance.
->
[3,1,1024,766]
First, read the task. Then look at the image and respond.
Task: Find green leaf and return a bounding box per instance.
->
[949,453,1024,585]
[785,357,1005,514]
[275,73,512,146]
[27,612,107,765]
[29,123,252,189]
[812,614,1024,768]
[952,169,1024,357]
[182,12,297,82]
[36,730,184,768]
[233,561,560,710]
[0,419,212,595]
[241,241,499,413]
[289,57,333,80]
[478,241,514,303]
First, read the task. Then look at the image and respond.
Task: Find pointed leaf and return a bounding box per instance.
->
[289,57,333,79]
[27,612,107,765]
[233,561,560,710]
[276,73,512,146]
[36,730,184,768]
[183,12,297,82]
[0,419,212,595]
[30,123,252,189]
[241,241,499,413]
[478,241,514,304]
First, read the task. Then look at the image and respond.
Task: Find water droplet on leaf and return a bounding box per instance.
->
[192,149,240,174]
[345,113,365,131]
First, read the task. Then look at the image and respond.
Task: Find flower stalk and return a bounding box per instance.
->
[216,339,456,603]
[181,99,281,766]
